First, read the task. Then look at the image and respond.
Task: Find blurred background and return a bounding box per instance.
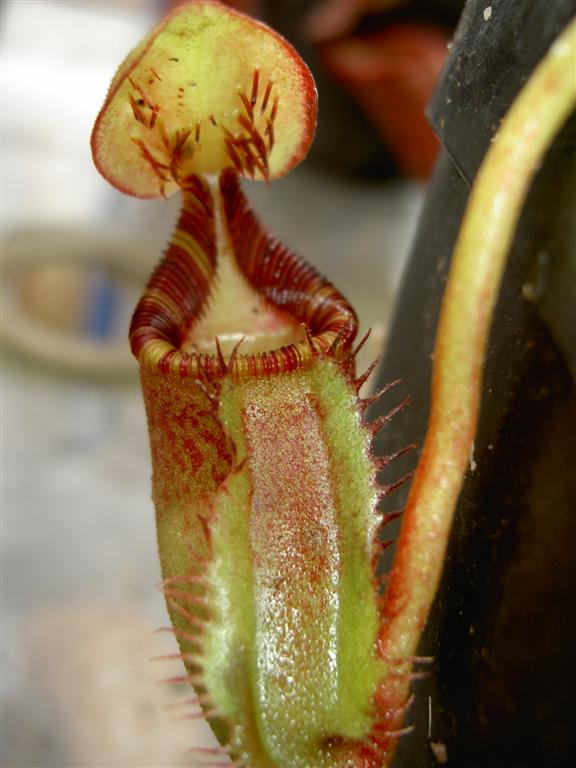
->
[1,0,460,765]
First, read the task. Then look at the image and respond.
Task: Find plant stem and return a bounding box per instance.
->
[379,15,576,679]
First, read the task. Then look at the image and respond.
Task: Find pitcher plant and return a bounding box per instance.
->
[91,2,576,766]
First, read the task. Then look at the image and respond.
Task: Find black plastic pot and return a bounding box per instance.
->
[372,1,576,766]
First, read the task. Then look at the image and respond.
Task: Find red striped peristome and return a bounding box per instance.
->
[129,174,217,371]
[129,170,357,378]
[220,170,355,354]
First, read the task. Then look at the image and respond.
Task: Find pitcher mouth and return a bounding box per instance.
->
[130,170,358,379]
